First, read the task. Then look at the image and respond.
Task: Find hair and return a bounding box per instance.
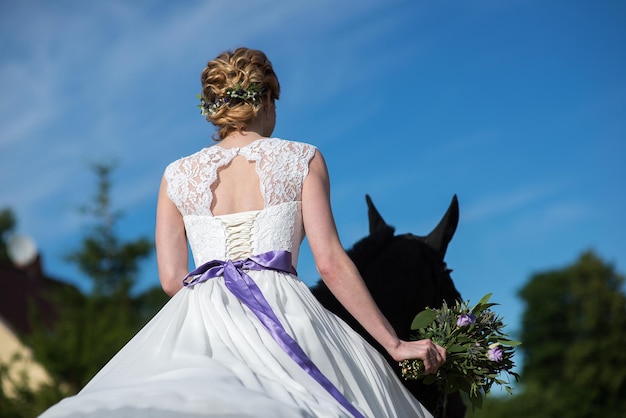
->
[200,47,280,141]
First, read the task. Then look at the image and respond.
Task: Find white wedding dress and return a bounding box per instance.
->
[40,138,431,418]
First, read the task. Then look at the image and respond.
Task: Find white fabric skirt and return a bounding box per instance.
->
[39,271,431,418]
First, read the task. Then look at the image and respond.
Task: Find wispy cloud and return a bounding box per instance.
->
[511,201,588,237]
[0,53,61,149]
[463,183,563,223]
[0,0,390,225]
[1,0,624,307]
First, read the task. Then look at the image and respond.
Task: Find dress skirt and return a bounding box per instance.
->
[39,270,431,418]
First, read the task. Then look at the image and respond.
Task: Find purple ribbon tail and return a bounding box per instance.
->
[183,250,364,418]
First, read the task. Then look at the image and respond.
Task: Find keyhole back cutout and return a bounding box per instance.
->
[211,155,264,216]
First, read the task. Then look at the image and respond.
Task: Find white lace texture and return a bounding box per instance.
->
[164,138,316,216]
[164,138,315,267]
[183,203,304,267]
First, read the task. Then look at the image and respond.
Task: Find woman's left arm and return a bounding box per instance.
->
[302,150,446,373]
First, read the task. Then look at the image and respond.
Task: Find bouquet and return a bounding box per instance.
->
[399,293,520,409]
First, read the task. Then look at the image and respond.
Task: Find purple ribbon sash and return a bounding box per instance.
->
[183,250,364,418]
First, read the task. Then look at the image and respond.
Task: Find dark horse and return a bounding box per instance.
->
[311,195,466,418]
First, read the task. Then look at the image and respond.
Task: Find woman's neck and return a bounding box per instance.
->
[219,130,267,148]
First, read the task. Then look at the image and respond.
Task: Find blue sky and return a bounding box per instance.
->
[1,0,625,344]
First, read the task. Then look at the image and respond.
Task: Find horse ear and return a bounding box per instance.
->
[424,194,459,257]
[365,194,394,235]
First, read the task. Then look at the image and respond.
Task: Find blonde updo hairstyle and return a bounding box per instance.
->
[201,47,280,141]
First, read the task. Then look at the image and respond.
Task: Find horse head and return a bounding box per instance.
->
[337,194,462,340]
[310,194,465,417]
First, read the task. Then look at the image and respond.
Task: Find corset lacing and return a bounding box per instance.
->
[219,211,259,261]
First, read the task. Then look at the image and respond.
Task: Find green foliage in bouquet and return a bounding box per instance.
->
[399,293,520,409]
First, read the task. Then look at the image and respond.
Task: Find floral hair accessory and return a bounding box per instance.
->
[198,83,266,117]
[399,293,521,411]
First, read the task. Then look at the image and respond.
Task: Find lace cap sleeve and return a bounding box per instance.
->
[162,147,235,216]
[163,139,317,216]
[245,139,317,206]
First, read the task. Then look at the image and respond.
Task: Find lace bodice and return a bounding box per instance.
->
[164,138,317,267]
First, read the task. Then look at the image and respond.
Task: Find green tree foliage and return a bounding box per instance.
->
[66,163,153,297]
[16,162,166,417]
[469,250,626,418]
[32,163,155,388]
[0,208,17,263]
[518,250,626,416]
[0,354,65,418]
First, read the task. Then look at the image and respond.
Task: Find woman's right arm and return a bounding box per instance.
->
[155,176,188,297]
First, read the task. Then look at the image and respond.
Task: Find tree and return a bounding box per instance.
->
[467,250,626,418]
[1,163,166,417]
[66,162,152,297]
[468,251,626,418]
[0,208,17,263]
[29,162,155,393]
[517,250,626,416]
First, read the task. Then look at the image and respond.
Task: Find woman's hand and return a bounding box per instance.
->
[388,339,447,375]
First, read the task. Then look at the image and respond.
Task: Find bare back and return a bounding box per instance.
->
[211,155,265,216]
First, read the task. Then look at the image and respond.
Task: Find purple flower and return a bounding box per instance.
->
[488,346,504,362]
[456,314,476,327]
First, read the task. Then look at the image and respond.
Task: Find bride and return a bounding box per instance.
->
[40,47,445,418]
